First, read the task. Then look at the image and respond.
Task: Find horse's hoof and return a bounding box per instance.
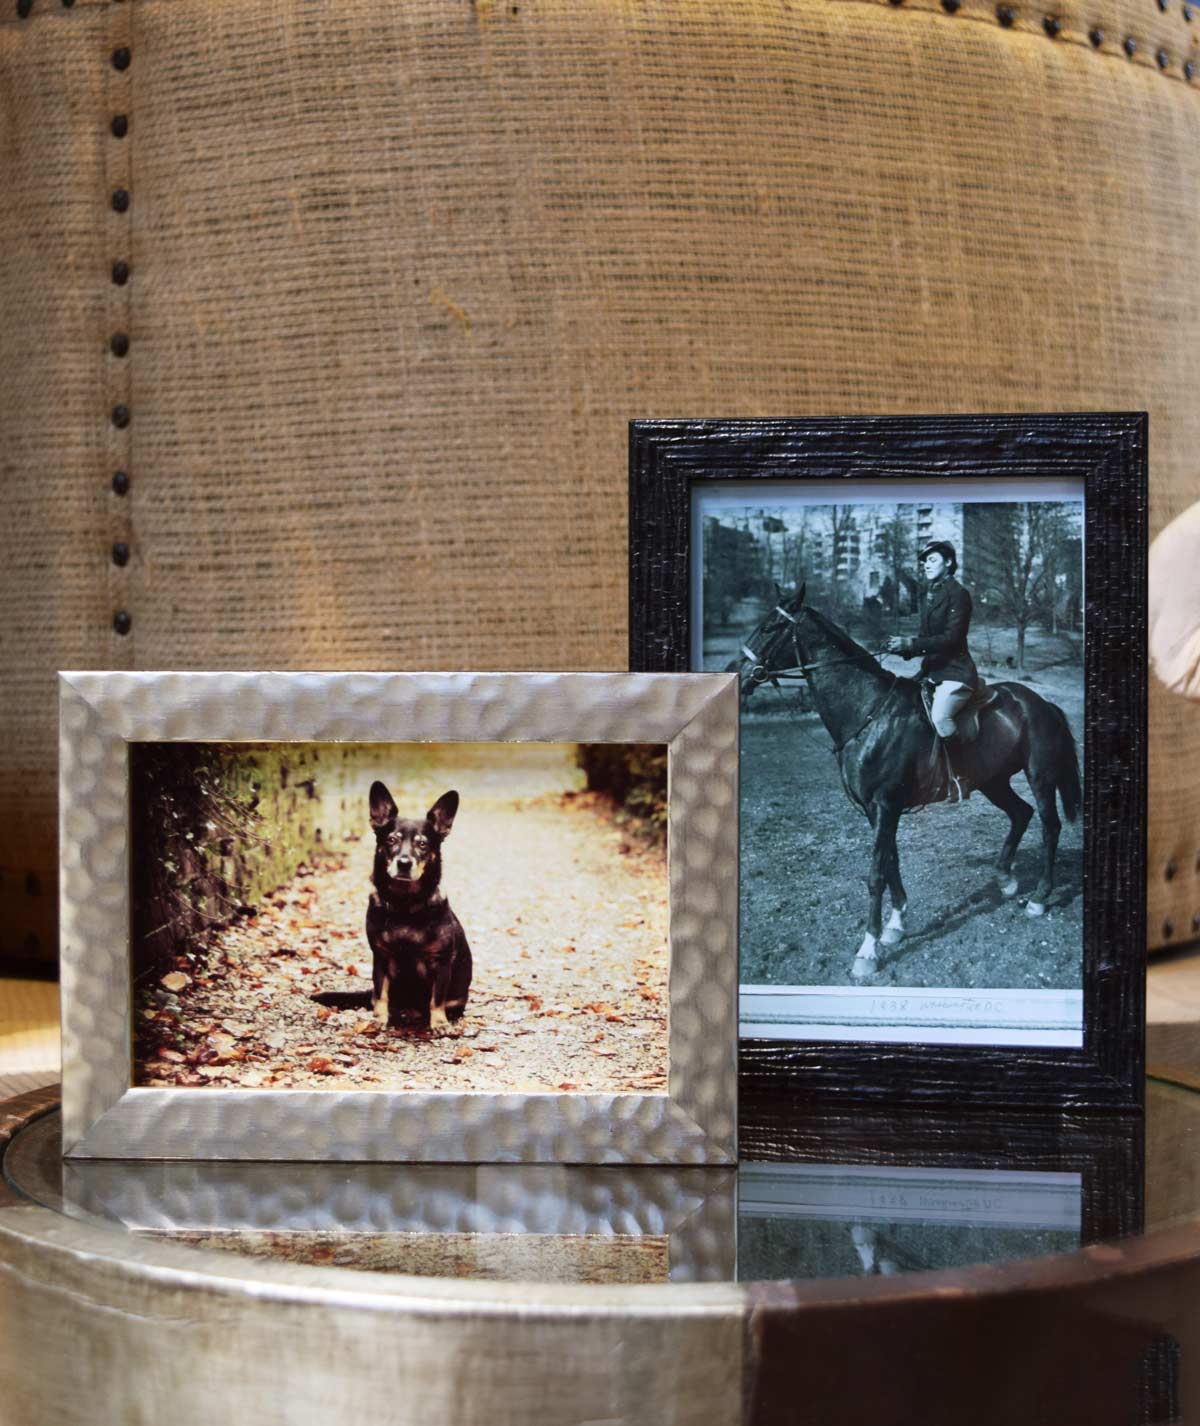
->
[880,927,904,946]
[851,956,876,981]
[999,877,1019,899]
[1026,900,1046,918]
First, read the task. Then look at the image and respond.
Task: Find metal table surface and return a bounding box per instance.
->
[1,1079,1197,1425]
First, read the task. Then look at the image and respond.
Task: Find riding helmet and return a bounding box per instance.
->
[918,540,957,574]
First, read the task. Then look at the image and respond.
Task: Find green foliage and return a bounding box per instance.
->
[130,744,326,981]
[575,744,668,843]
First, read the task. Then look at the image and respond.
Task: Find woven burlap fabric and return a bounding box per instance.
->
[0,8,113,970]
[2,0,1198,968]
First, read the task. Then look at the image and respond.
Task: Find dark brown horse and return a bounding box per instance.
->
[739,586,1081,979]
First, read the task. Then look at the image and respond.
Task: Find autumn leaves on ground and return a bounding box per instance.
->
[133,744,669,1095]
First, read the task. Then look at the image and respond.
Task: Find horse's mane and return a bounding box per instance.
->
[800,603,886,675]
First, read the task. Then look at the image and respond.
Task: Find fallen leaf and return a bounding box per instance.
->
[306,1056,337,1074]
[316,1007,334,1022]
[160,972,190,993]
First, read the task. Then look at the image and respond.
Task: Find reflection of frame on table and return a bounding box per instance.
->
[629,414,1146,1109]
[737,1099,1143,1249]
[58,670,738,1164]
[56,1146,736,1283]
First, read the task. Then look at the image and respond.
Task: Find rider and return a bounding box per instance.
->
[886,540,979,802]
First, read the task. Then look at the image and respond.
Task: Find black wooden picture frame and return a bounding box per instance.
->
[629,414,1147,1110]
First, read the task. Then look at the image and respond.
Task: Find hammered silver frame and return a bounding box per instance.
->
[59,670,738,1164]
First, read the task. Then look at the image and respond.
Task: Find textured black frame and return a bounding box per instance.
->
[629,415,1146,1110]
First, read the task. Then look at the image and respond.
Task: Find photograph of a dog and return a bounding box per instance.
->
[130,741,669,1093]
[312,786,473,1034]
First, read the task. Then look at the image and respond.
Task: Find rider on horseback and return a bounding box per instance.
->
[886,541,979,803]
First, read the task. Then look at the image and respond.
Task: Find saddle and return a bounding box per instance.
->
[920,679,1000,744]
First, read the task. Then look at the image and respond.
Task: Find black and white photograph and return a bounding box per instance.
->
[629,414,1146,1106]
[696,483,1085,1047]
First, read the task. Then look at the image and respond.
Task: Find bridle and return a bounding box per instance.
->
[740,603,900,754]
[740,604,863,687]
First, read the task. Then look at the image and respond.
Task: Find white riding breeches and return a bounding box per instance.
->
[930,680,972,737]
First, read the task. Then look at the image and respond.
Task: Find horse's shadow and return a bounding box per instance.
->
[877,843,1084,975]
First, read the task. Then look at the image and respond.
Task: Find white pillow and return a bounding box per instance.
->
[1150,502,1200,697]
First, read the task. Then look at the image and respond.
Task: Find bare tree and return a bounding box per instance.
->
[1031,505,1079,638]
[876,511,912,631]
[782,509,813,592]
[994,503,1077,674]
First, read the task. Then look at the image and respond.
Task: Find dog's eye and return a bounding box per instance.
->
[415,837,427,852]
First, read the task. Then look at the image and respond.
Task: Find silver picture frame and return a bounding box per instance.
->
[59,670,738,1164]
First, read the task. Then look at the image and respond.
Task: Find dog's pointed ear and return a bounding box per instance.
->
[427,790,459,838]
[369,780,398,831]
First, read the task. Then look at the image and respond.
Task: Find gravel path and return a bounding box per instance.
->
[135,787,668,1094]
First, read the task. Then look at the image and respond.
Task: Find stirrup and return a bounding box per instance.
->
[940,739,972,803]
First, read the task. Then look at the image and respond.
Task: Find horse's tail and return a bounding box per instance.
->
[1050,704,1082,824]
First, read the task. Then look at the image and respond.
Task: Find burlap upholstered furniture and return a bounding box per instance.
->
[1,0,1194,972]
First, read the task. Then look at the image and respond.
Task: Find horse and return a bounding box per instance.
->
[738,585,1082,980]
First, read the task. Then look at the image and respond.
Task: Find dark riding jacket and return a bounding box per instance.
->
[902,574,979,686]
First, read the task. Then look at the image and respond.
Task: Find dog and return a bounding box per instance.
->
[312,783,472,1033]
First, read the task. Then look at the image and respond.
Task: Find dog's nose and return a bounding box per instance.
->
[397,857,412,873]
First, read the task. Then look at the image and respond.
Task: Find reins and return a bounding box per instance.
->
[743,605,899,756]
